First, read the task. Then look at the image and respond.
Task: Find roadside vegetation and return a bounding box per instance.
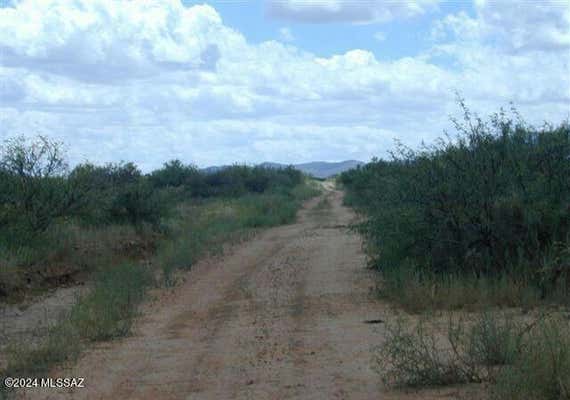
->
[339,101,570,399]
[378,312,570,399]
[0,136,317,298]
[0,135,319,394]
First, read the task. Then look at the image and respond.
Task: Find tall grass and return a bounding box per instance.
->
[493,317,570,400]
[376,264,563,313]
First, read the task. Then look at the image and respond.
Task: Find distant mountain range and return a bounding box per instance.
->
[202,160,364,179]
[260,160,364,179]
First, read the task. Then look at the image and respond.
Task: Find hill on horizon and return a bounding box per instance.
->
[203,160,364,179]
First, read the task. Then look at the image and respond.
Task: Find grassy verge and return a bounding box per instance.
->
[4,262,151,376]
[0,223,156,302]
[1,182,320,397]
[377,265,569,313]
[157,185,319,286]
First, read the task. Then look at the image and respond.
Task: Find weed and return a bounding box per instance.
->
[466,312,520,366]
[492,317,570,400]
[377,311,570,399]
[377,316,481,387]
[70,263,152,341]
[5,320,81,377]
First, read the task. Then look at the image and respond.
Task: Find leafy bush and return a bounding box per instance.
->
[0,136,79,243]
[148,159,206,200]
[341,102,570,300]
[69,162,165,227]
[198,165,303,198]
[108,180,165,228]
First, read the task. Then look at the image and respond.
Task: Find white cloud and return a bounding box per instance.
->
[0,0,234,82]
[477,0,570,52]
[0,0,568,171]
[279,27,295,42]
[433,0,570,53]
[428,1,570,108]
[265,0,440,24]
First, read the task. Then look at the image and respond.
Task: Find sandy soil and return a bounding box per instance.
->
[18,186,475,400]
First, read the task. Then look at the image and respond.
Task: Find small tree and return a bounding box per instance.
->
[1,135,68,179]
[69,161,166,227]
[0,136,76,237]
[149,159,202,190]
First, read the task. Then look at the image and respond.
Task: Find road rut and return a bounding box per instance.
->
[23,188,395,399]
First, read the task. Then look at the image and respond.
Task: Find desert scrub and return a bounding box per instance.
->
[377,315,482,387]
[0,154,318,390]
[340,101,570,304]
[378,311,570,399]
[0,134,312,298]
[70,262,152,341]
[492,316,570,400]
[1,263,150,396]
[290,179,322,201]
[377,312,529,388]
[465,312,521,367]
[377,319,471,387]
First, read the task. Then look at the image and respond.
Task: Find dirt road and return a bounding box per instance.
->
[22,187,396,399]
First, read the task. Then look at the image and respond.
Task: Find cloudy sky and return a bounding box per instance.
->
[0,0,569,170]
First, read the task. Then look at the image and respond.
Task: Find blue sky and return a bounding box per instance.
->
[0,0,569,170]
[193,0,473,61]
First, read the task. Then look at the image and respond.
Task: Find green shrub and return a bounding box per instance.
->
[0,148,319,387]
[291,179,322,201]
[341,101,570,302]
[69,162,167,227]
[0,136,80,244]
[241,194,297,227]
[108,181,165,228]
[70,263,152,341]
[149,159,201,189]
[0,133,314,298]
